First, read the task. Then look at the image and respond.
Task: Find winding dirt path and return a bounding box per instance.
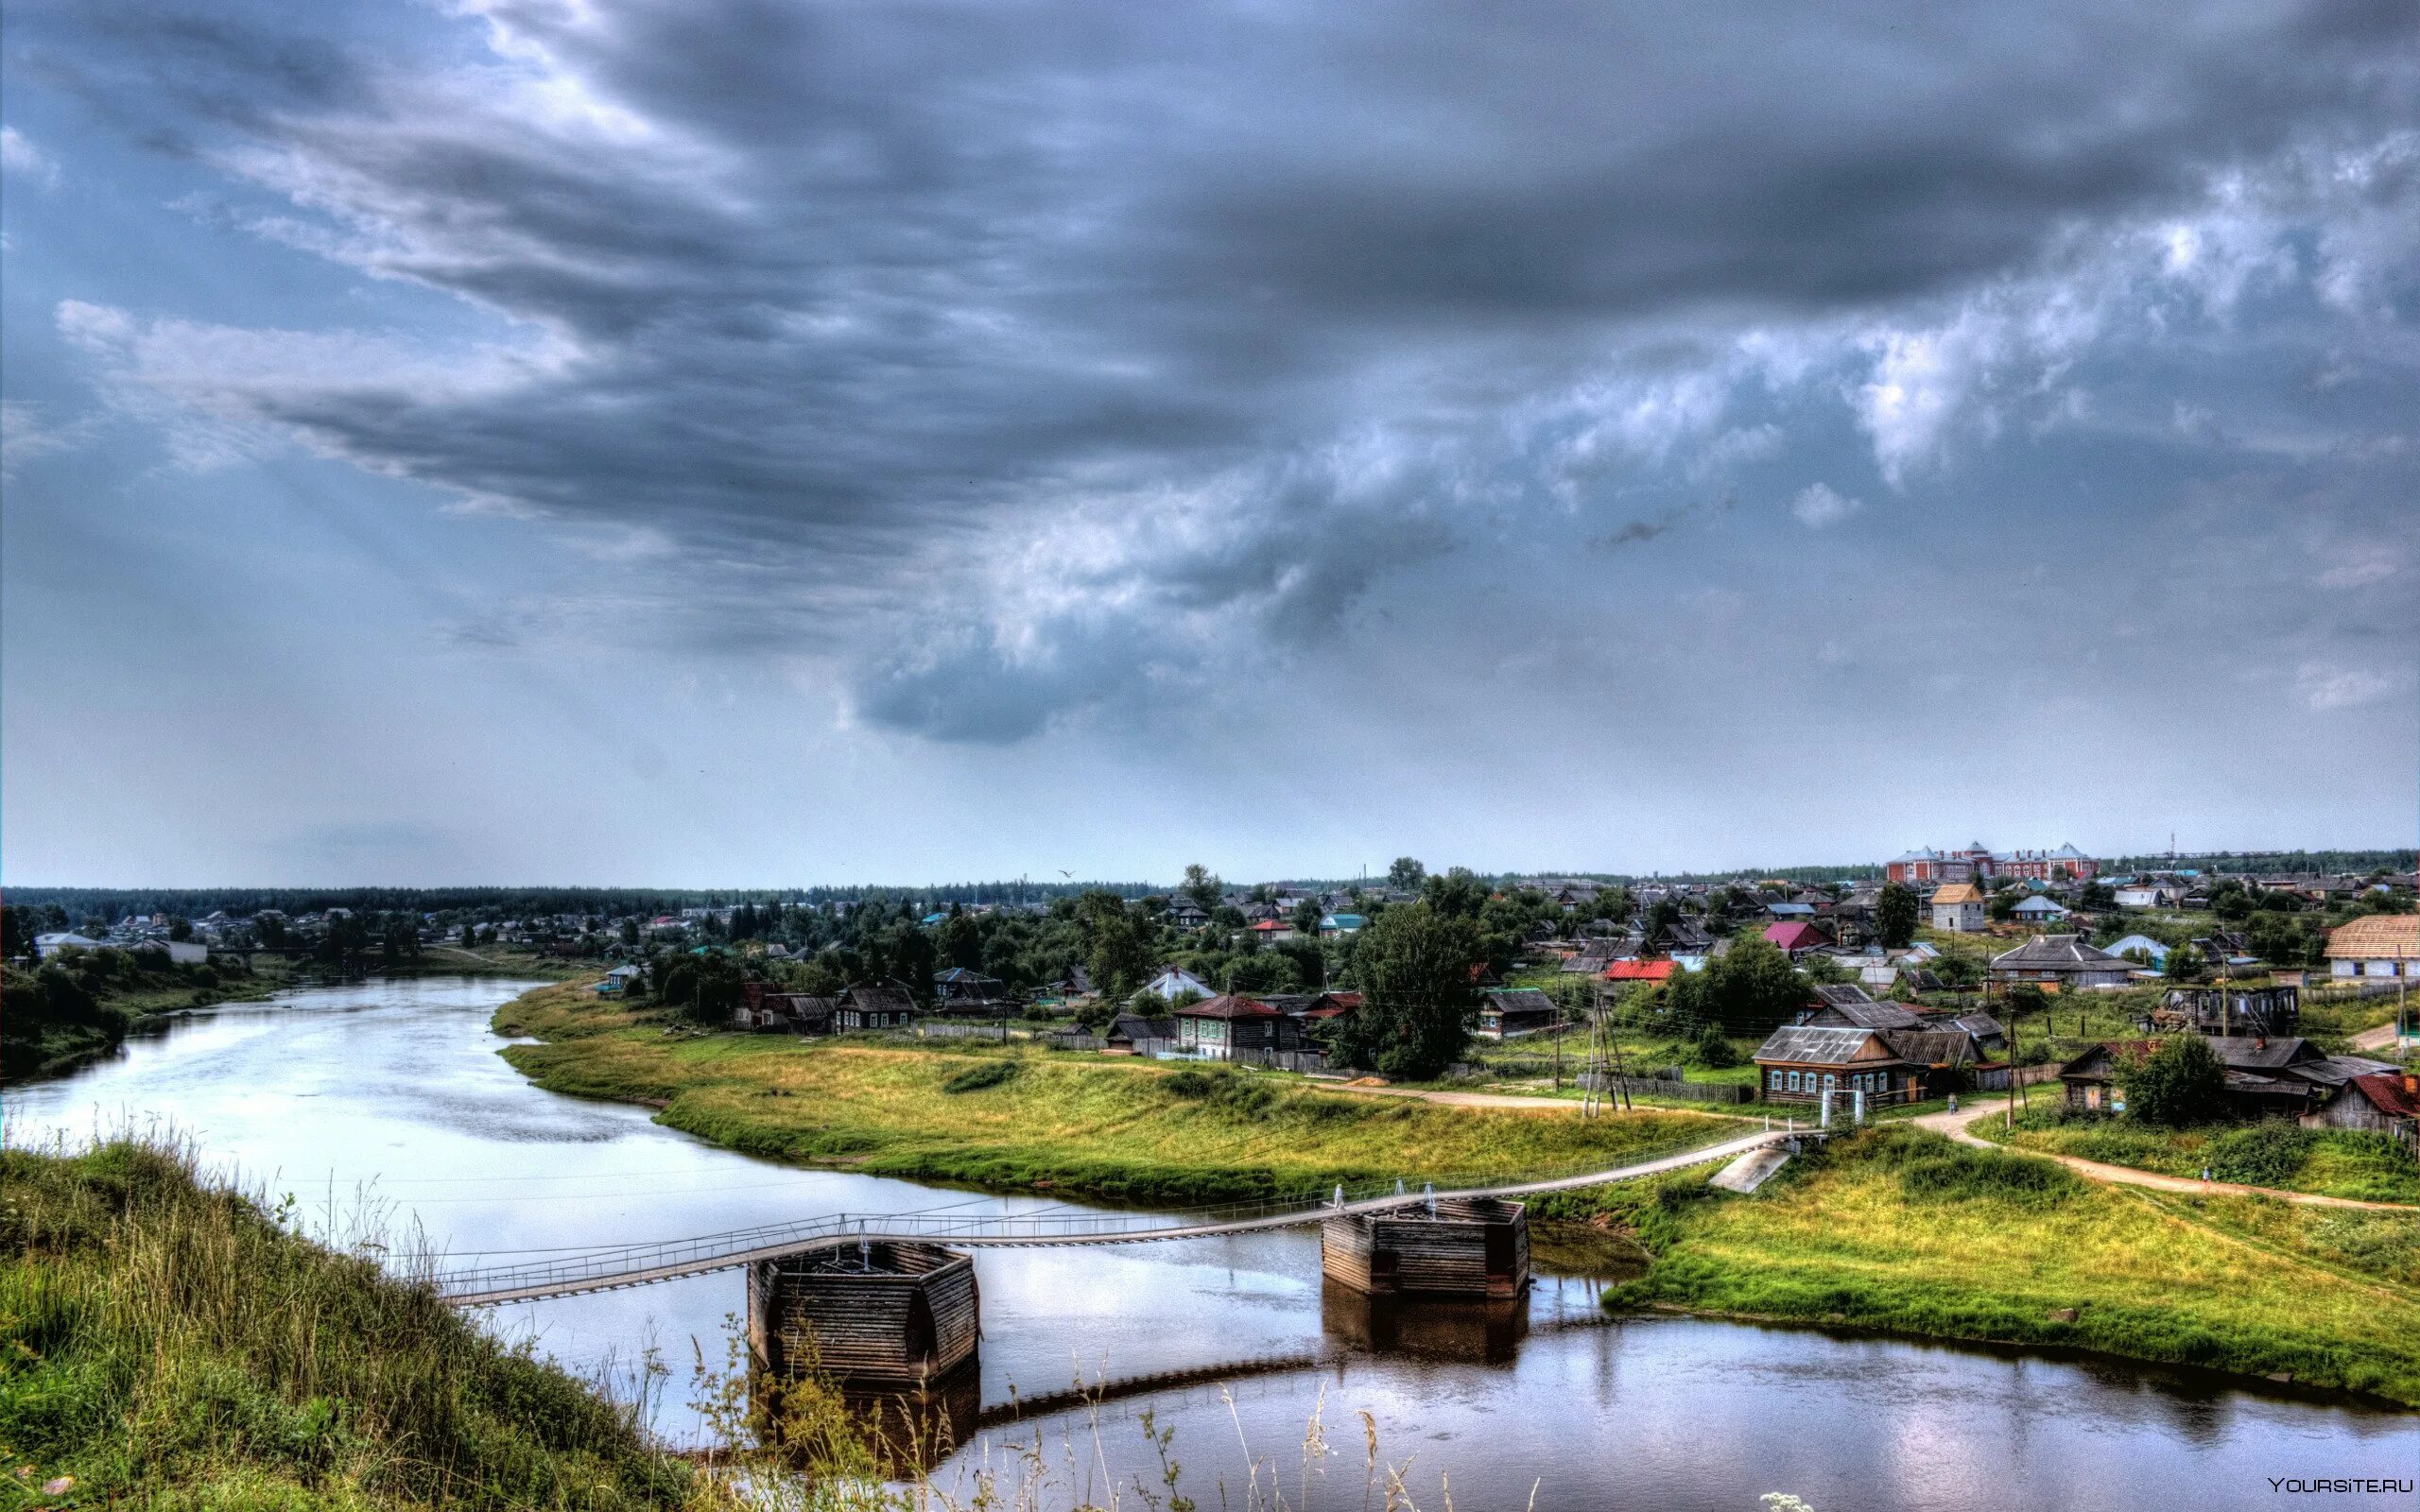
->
[1913,1096,2417,1212]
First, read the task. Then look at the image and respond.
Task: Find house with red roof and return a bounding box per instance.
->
[1762,920,1833,958]
[2304,1070,2420,1157]
[1603,959,1674,984]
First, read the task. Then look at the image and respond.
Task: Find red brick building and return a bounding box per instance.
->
[1886,843,2098,885]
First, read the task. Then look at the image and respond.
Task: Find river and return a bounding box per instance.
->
[4,976,2411,1510]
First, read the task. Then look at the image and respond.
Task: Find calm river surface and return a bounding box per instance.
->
[4,976,2411,1510]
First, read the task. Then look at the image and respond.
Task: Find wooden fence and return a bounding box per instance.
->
[1230,1045,1331,1074]
[1040,1030,1104,1052]
[1575,1072,1756,1105]
[914,1021,1017,1041]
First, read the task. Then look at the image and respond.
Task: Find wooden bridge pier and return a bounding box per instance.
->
[1320,1193,1530,1298]
[747,1238,980,1386]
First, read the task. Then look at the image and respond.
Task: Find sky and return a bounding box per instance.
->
[3,1,2416,886]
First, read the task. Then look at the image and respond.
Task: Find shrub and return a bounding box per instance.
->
[941,1059,1019,1093]
[2118,1036,2228,1127]
[2205,1122,2314,1187]
[1897,1146,2083,1207]
[1159,1067,1276,1114]
[1691,1024,1742,1069]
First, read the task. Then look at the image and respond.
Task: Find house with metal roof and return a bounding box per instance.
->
[1751,1022,1981,1108]
[1477,988,1564,1040]
[2011,895,2070,923]
[2102,933,2170,969]
[2325,916,2420,979]
[1928,883,1985,933]
[1990,934,2134,990]
[1170,993,1298,1057]
[1761,920,1832,957]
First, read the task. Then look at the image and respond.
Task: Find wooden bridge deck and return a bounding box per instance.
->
[436,1127,1789,1307]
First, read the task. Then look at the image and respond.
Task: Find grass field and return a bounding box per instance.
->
[1976,1109,2420,1204]
[1545,1125,2420,1405]
[494,981,1741,1207]
[0,1141,703,1511]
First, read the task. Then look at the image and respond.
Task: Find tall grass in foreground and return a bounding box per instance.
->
[0,1139,703,1510]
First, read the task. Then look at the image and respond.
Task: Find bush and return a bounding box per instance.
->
[1160,1067,1276,1114]
[1691,1024,1741,1069]
[2118,1036,2228,1127]
[941,1059,1019,1093]
[1897,1146,2083,1207]
[2205,1122,2315,1187]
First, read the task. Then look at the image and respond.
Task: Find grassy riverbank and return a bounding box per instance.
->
[493,981,1738,1206]
[1975,1109,2420,1205]
[1549,1125,2420,1405]
[0,1141,707,1510]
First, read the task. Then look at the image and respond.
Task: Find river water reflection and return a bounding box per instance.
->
[5,977,2411,1510]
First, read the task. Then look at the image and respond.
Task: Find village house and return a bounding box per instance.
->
[1751,1023,1982,1108]
[2057,1036,2395,1120]
[733,983,836,1034]
[832,984,916,1033]
[930,966,1014,1016]
[1476,988,1564,1040]
[2101,933,2170,969]
[595,963,643,998]
[1761,920,1832,958]
[2325,916,2420,979]
[2010,895,2071,925]
[2114,882,2185,909]
[1928,883,1985,933]
[1170,993,1296,1057]
[1141,966,1216,1001]
[1101,1009,1178,1054]
[2303,1071,2419,1157]
[1990,934,2135,990]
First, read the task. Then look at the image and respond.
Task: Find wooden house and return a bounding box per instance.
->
[1752,1023,1980,1107]
[2302,1072,2419,1157]
[2325,916,2420,979]
[929,967,1013,1018]
[1476,988,1563,1040]
[1990,934,2134,990]
[1101,1011,1178,1054]
[833,984,917,1032]
[1171,993,1294,1057]
[1928,883,1986,933]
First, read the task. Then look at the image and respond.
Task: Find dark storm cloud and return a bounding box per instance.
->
[26,0,2420,739]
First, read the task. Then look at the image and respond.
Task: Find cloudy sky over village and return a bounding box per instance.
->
[4,1,2416,885]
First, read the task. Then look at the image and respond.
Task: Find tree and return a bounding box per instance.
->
[1080,894,1156,1000]
[1387,857,1427,893]
[890,926,939,1002]
[1697,936,1810,1037]
[1290,897,1324,937]
[1875,883,1918,949]
[2165,941,2202,981]
[2118,1036,2227,1126]
[167,917,194,942]
[940,911,982,971]
[1182,865,1222,914]
[1421,867,1487,919]
[1328,902,1479,1080]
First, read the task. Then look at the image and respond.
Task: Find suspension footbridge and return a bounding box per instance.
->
[433,1126,1790,1307]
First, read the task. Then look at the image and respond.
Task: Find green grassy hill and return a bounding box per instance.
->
[0,1142,707,1511]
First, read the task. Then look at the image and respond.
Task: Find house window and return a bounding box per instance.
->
[1822,1074,1836,1091]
